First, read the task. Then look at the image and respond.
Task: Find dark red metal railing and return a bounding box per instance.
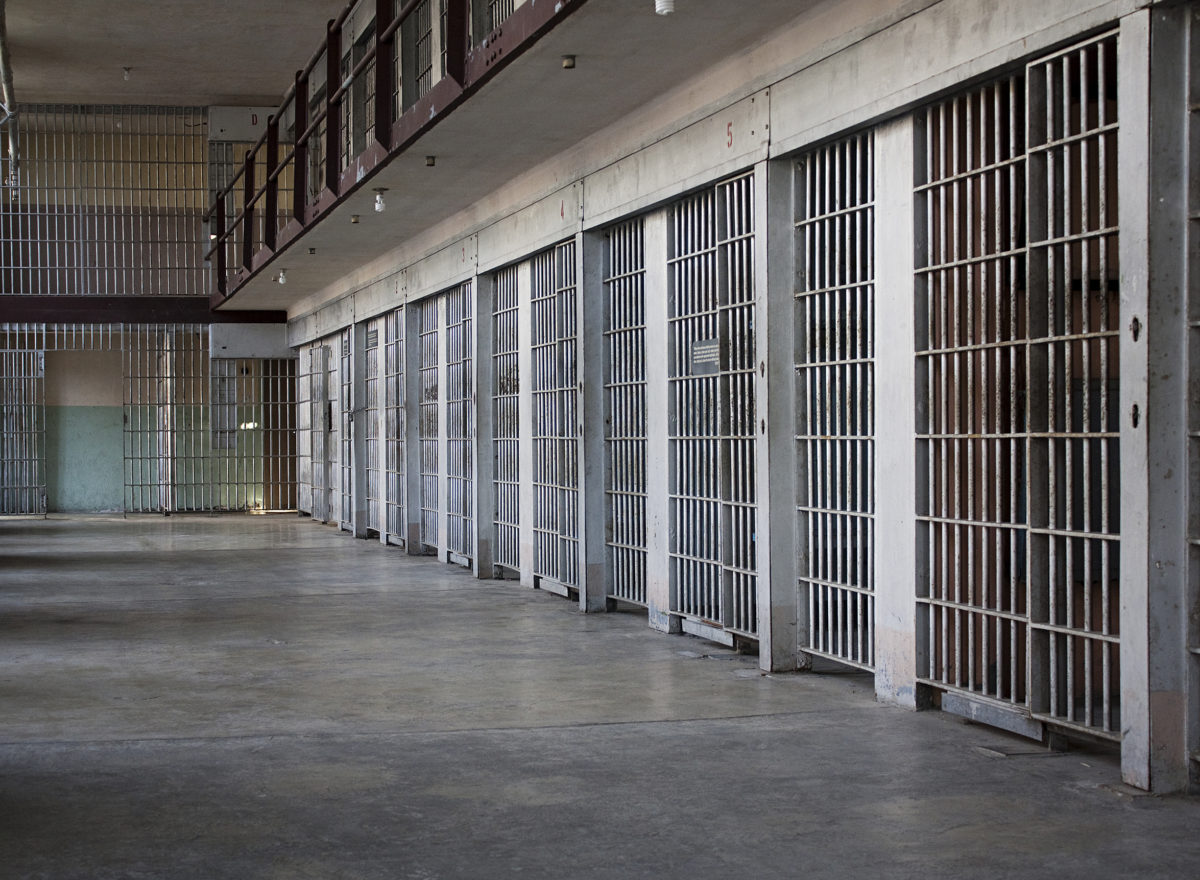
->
[205,0,580,306]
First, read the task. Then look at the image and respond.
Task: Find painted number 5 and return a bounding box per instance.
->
[727,122,733,148]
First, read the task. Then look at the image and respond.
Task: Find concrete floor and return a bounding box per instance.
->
[1,516,1196,879]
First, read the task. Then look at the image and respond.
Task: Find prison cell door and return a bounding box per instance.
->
[418,297,440,552]
[309,343,334,524]
[416,286,476,566]
[445,281,475,567]
[364,318,382,535]
[531,241,581,594]
[668,174,758,643]
[604,219,649,607]
[795,133,877,669]
[384,306,407,547]
[493,265,521,574]
[0,349,46,515]
[915,33,1121,741]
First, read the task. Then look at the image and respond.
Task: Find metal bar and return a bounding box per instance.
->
[241,149,255,270]
[325,20,343,194]
[264,116,279,252]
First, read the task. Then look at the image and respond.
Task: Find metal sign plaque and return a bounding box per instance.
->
[691,337,722,375]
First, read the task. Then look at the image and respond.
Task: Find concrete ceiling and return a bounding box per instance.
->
[5,0,346,106]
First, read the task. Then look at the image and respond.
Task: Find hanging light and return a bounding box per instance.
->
[277,268,287,285]
[374,187,387,213]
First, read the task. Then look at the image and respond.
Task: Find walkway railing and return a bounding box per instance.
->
[204,0,581,304]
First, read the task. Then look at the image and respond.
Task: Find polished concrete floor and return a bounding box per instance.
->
[1,515,1196,879]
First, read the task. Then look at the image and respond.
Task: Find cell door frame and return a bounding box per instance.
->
[0,348,47,517]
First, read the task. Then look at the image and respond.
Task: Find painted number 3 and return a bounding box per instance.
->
[727,122,733,148]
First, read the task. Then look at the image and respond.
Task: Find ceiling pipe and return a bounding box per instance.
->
[0,0,17,186]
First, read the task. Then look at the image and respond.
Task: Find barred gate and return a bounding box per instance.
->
[795,133,876,669]
[531,241,580,589]
[668,174,758,637]
[123,325,209,513]
[915,33,1121,739]
[419,298,440,548]
[365,319,382,534]
[604,218,649,606]
[493,266,521,571]
[446,282,475,562]
[384,306,407,545]
[309,343,333,523]
[0,349,45,515]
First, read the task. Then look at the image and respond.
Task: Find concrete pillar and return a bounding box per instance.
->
[643,210,678,633]
[756,157,802,672]
[1117,6,1191,793]
[579,230,610,612]
[473,273,497,578]
[517,261,536,586]
[873,114,921,709]
[436,294,450,561]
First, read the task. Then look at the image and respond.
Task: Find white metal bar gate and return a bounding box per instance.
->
[419,298,440,549]
[493,266,521,572]
[0,348,45,515]
[531,241,580,589]
[385,306,407,546]
[308,343,333,523]
[365,319,382,534]
[669,174,758,637]
[604,218,649,606]
[795,133,876,669]
[915,33,1121,739]
[446,281,475,563]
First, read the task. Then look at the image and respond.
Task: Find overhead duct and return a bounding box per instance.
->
[0,0,17,188]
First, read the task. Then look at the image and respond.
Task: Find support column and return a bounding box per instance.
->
[644,210,678,633]
[579,230,609,612]
[517,261,535,586]
[873,114,921,709]
[436,294,450,561]
[376,324,388,546]
[1118,7,1191,793]
[474,273,497,578]
[757,158,801,672]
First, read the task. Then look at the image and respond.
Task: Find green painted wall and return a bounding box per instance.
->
[44,406,125,512]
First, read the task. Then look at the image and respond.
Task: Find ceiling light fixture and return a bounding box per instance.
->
[561,55,576,69]
[351,214,360,224]
[122,67,132,81]
[425,155,436,167]
[308,247,317,255]
[277,268,287,285]
[374,187,388,213]
[655,0,674,13]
